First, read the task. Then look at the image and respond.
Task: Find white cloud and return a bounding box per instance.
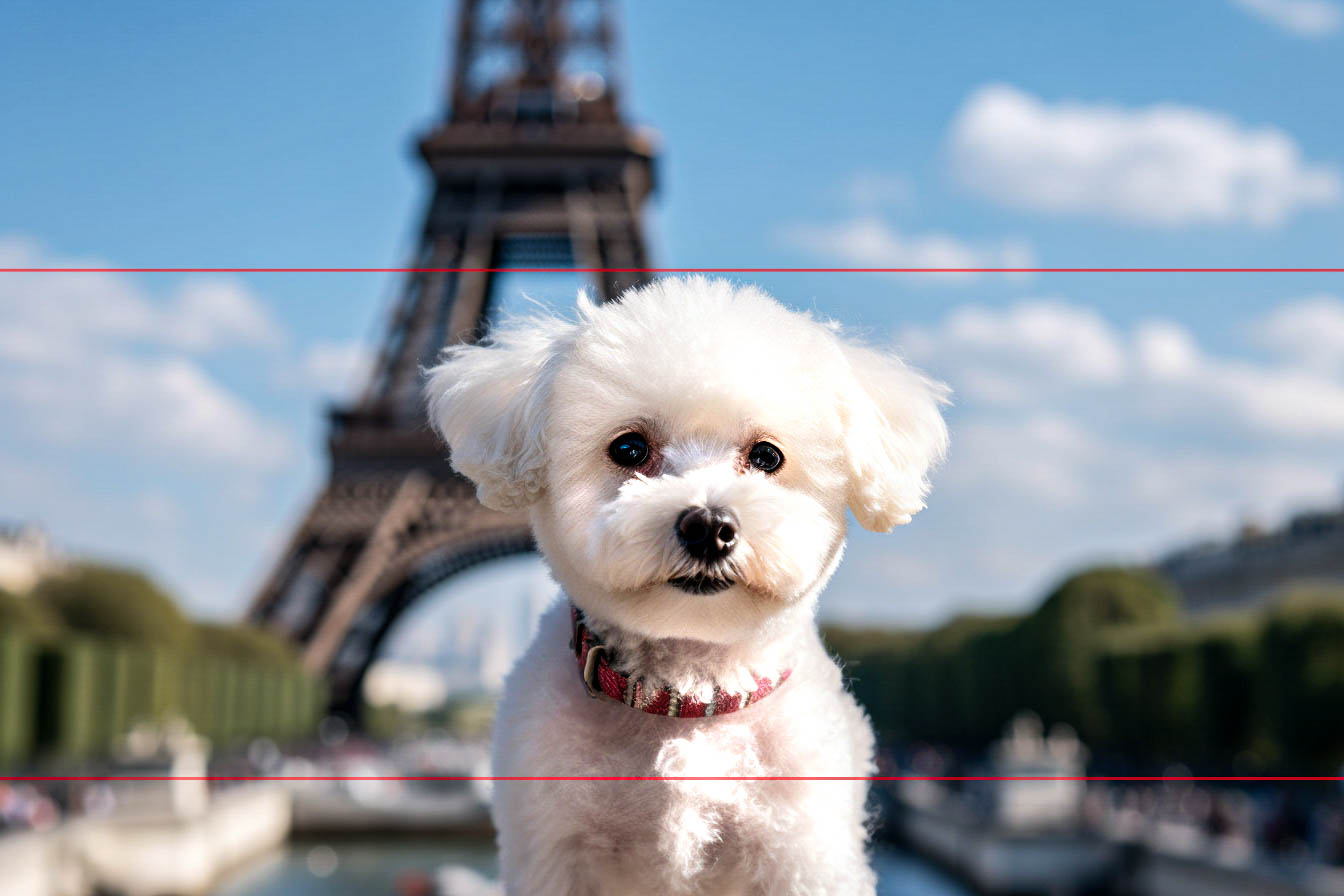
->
[1192,360,1344,438]
[823,298,1344,626]
[1254,293,1344,373]
[1231,0,1341,37]
[912,297,1344,522]
[902,298,1344,440]
[114,356,291,466]
[1133,320,1201,378]
[780,215,1034,281]
[1131,318,1344,440]
[162,279,283,351]
[299,339,374,397]
[948,84,1341,227]
[901,301,1127,400]
[0,237,282,358]
[0,236,292,470]
[949,413,1099,508]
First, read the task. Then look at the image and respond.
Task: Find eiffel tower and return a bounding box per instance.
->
[248,0,656,714]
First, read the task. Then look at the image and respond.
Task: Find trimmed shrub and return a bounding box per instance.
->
[4,569,324,763]
[0,634,38,766]
[1096,628,1202,763]
[34,564,192,648]
[0,587,65,641]
[35,639,102,760]
[194,621,301,668]
[830,571,1344,773]
[908,614,1022,746]
[1260,589,1344,770]
[1192,617,1264,766]
[1011,567,1179,740]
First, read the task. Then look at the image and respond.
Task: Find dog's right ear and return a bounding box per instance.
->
[836,341,950,532]
[424,317,570,512]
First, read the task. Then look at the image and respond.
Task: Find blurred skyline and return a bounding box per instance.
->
[3,0,1344,626]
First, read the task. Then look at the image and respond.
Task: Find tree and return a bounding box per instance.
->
[194,621,300,667]
[1260,588,1344,770]
[0,586,66,641]
[1009,567,1179,740]
[33,564,192,647]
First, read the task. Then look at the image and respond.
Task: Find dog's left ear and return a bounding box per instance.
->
[423,318,570,512]
[837,342,949,532]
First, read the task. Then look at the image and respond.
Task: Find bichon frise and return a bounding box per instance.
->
[425,277,948,895]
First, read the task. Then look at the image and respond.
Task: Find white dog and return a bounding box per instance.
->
[425,277,948,895]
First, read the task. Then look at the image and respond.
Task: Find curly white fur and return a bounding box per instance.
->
[424,277,948,895]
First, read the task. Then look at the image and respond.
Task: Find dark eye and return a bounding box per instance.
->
[748,441,783,473]
[608,432,650,468]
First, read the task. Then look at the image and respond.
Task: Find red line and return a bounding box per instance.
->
[2,267,1344,274]
[4,775,1343,782]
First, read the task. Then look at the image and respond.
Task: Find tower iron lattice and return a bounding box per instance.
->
[248,0,656,714]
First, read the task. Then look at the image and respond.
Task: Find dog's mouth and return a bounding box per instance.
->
[668,575,735,595]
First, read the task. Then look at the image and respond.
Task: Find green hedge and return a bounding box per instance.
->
[0,588,64,642]
[0,564,327,766]
[1260,591,1344,769]
[0,634,37,766]
[0,633,326,766]
[193,621,301,667]
[33,565,192,647]
[1095,629,1203,762]
[825,569,1344,772]
[34,638,102,761]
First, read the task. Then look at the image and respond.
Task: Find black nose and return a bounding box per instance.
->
[676,507,738,562]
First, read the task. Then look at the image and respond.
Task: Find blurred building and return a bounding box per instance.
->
[1157,503,1344,613]
[0,523,60,593]
[363,554,558,711]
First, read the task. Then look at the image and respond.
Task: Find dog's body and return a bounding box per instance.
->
[490,601,875,895]
[426,278,947,895]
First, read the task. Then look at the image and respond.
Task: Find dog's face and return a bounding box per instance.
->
[426,278,947,644]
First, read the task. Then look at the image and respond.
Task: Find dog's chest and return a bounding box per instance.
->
[575,716,788,885]
[492,614,874,892]
[633,709,795,798]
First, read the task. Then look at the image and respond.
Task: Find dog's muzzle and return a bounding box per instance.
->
[668,574,734,594]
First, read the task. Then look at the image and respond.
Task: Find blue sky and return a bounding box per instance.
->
[3,0,1344,629]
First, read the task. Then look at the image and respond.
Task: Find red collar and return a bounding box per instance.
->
[569,605,791,718]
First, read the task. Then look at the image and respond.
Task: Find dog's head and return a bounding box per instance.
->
[425,277,948,643]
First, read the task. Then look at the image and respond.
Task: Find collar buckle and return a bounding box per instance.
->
[581,643,608,699]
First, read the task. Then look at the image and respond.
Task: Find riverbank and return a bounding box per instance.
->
[3,784,290,896]
[208,837,971,896]
[894,791,1344,896]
